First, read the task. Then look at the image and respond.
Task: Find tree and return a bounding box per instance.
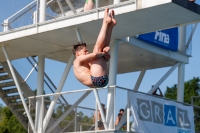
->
[53,105,93,132]
[164,77,200,131]
[0,106,27,133]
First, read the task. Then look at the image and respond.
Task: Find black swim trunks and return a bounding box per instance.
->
[91,75,109,87]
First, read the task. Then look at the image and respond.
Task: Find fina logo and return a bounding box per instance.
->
[154,31,170,44]
[136,98,191,130]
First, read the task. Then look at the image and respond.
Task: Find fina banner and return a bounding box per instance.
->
[137,28,178,51]
[129,91,195,133]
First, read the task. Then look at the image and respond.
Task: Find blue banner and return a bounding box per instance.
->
[138,28,178,51]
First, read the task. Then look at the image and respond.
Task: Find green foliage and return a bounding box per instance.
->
[53,105,93,132]
[0,106,27,133]
[164,77,200,131]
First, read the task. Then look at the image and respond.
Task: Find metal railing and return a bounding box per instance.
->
[26,85,200,133]
[1,0,130,32]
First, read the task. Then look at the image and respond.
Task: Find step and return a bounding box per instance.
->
[1,88,18,94]
[14,107,35,112]
[0,81,15,87]
[6,95,20,100]
[18,113,35,118]
[9,100,29,106]
[0,74,11,80]
[0,68,6,74]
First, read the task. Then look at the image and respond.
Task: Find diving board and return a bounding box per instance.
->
[0,0,199,74]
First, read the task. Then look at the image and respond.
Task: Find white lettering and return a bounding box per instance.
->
[140,102,150,119]
[179,112,190,127]
[154,31,160,40]
[166,109,175,124]
[154,31,170,44]
[155,105,161,121]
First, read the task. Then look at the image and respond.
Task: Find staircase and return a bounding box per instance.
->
[0,63,29,130]
[0,62,62,133]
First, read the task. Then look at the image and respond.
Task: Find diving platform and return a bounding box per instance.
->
[0,0,199,73]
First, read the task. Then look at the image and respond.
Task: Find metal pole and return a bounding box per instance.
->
[35,55,45,133]
[106,40,119,129]
[178,26,186,52]
[3,20,8,31]
[177,25,186,102]
[185,23,198,51]
[133,69,146,91]
[177,63,185,102]
[191,97,193,106]
[93,89,108,129]
[127,91,130,132]
[95,101,98,130]
[56,0,65,16]
[114,0,121,4]
[148,63,180,94]
[65,0,77,14]
[39,0,46,22]
[41,97,44,133]
[36,0,39,24]
[113,86,116,129]
[46,91,91,133]
[96,0,99,8]
[80,125,82,132]
[74,107,77,132]
[28,98,31,133]
[43,54,75,131]
[24,62,37,82]
[2,46,36,132]
[75,28,83,42]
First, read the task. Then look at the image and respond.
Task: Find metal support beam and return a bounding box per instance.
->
[75,28,83,42]
[95,0,99,8]
[148,63,180,94]
[3,20,8,31]
[185,23,198,51]
[178,26,186,52]
[177,63,185,102]
[65,0,77,14]
[127,91,130,132]
[2,46,36,132]
[43,54,75,131]
[46,91,91,133]
[133,69,146,91]
[35,55,45,133]
[40,97,44,133]
[114,0,121,4]
[95,101,98,130]
[24,62,37,82]
[106,40,119,129]
[93,89,108,129]
[74,107,77,132]
[56,0,65,16]
[39,0,47,22]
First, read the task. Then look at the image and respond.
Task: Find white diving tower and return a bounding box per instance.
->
[0,0,200,133]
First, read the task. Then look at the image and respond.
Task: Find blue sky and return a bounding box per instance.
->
[0,0,200,110]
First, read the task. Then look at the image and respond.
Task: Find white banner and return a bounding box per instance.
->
[129,91,195,133]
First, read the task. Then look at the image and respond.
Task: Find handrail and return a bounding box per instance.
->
[7,0,37,21]
[27,85,200,132]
